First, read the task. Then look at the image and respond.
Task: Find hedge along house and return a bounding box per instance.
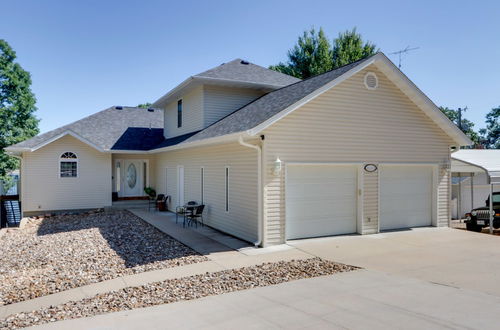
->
[6,53,471,246]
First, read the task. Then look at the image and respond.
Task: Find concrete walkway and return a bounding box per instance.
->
[0,210,310,318]
[32,269,500,330]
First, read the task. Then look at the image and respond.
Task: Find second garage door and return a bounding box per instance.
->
[380,165,433,231]
[286,165,358,240]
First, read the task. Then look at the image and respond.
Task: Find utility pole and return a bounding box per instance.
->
[389,46,420,69]
[457,106,468,131]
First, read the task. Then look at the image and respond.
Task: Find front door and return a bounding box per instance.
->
[123,160,143,197]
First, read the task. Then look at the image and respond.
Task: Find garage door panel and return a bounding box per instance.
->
[286,165,358,240]
[380,165,432,231]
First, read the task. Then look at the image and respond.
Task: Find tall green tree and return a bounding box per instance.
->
[269,27,332,79]
[479,106,500,148]
[439,106,479,146]
[332,28,378,69]
[0,39,39,185]
[270,27,377,79]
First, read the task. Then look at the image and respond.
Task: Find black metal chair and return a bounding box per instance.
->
[155,194,166,211]
[176,201,197,225]
[187,204,205,228]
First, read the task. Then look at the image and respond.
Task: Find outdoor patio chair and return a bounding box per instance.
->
[187,204,205,228]
[176,201,199,226]
[155,194,166,211]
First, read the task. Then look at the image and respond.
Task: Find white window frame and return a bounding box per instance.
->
[59,152,78,178]
[200,167,205,204]
[224,166,230,212]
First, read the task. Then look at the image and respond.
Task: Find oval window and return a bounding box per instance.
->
[127,163,137,188]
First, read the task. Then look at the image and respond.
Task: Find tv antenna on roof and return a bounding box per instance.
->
[389,46,419,69]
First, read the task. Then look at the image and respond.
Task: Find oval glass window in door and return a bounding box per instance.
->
[127,163,137,188]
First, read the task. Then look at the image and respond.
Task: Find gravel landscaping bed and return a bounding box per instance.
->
[0,258,358,329]
[0,210,207,306]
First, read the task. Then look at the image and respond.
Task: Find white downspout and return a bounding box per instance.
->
[238,136,262,247]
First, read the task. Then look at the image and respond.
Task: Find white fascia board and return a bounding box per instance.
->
[151,76,195,108]
[246,55,378,136]
[108,149,149,154]
[194,76,286,90]
[152,76,285,109]
[373,55,472,147]
[4,146,31,152]
[28,131,105,153]
[149,132,246,154]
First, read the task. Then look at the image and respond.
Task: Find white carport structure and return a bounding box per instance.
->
[451,150,500,233]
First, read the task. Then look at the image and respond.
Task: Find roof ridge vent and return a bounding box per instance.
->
[240,60,249,65]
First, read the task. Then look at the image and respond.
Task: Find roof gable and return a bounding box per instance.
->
[195,59,301,87]
[181,53,471,148]
[152,59,300,108]
[7,107,163,152]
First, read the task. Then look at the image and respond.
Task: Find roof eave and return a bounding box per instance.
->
[149,131,249,154]
[7,131,105,153]
[373,54,472,147]
[151,76,292,109]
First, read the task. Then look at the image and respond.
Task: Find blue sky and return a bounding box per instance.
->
[1,0,499,133]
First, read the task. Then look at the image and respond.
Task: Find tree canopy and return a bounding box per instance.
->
[331,28,377,69]
[137,102,152,109]
[270,27,377,79]
[0,39,39,188]
[439,107,480,146]
[479,106,500,149]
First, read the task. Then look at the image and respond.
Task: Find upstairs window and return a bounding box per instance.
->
[177,99,182,128]
[60,152,78,178]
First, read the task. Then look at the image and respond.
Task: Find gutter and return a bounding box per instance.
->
[238,135,263,247]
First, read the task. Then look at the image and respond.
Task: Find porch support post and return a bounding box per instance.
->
[489,183,494,234]
[470,173,474,211]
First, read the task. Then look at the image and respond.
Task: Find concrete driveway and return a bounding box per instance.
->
[288,227,500,297]
[33,227,500,329]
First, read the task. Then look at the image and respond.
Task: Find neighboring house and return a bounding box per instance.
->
[6,53,471,246]
[451,150,500,219]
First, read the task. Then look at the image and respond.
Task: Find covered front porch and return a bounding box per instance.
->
[112,154,156,200]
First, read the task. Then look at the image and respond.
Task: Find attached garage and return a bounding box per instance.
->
[285,164,359,240]
[379,165,434,231]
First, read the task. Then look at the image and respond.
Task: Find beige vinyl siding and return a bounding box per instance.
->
[203,86,264,127]
[22,135,111,213]
[363,169,379,234]
[111,154,156,194]
[164,86,204,138]
[262,65,453,245]
[153,142,258,242]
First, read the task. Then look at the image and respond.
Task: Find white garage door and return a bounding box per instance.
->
[286,165,358,240]
[380,165,433,231]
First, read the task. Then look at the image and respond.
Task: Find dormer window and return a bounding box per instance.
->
[177,99,182,128]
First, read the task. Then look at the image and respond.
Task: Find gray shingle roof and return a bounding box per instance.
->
[9,55,376,153]
[183,55,376,143]
[9,107,163,151]
[194,59,301,87]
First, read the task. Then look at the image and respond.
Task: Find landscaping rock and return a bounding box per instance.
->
[0,258,358,329]
[0,210,207,306]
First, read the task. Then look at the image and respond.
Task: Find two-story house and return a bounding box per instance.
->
[6,53,471,246]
